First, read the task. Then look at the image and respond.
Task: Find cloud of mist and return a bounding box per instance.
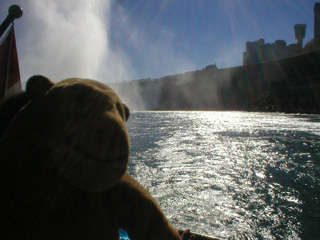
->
[7,0,236,110]
[16,0,135,85]
[5,0,145,109]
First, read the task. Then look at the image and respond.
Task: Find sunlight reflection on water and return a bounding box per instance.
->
[126,111,320,240]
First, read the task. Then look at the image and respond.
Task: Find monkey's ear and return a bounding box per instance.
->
[26,75,54,100]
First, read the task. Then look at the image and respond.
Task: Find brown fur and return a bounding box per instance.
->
[0,76,180,240]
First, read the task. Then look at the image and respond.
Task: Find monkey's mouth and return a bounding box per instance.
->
[65,137,128,163]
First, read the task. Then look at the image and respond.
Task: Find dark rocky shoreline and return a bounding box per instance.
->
[246,91,320,114]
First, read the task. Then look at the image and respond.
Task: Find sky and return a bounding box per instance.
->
[0,0,318,86]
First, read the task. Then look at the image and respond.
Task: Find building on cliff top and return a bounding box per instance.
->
[243,23,307,66]
[243,39,301,65]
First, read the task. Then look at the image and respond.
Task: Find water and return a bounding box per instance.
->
[126,111,320,240]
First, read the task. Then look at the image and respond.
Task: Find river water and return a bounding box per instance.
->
[126,111,320,240]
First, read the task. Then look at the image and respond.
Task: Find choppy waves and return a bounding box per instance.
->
[127,112,320,239]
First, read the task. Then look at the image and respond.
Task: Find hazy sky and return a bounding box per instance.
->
[0,0,317,85]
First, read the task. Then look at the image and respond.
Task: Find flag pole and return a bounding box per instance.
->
[0,5,23,39]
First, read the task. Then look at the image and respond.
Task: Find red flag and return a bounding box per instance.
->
[0,25,21,100]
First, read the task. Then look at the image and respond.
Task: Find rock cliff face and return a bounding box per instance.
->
[115,49,320,113]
